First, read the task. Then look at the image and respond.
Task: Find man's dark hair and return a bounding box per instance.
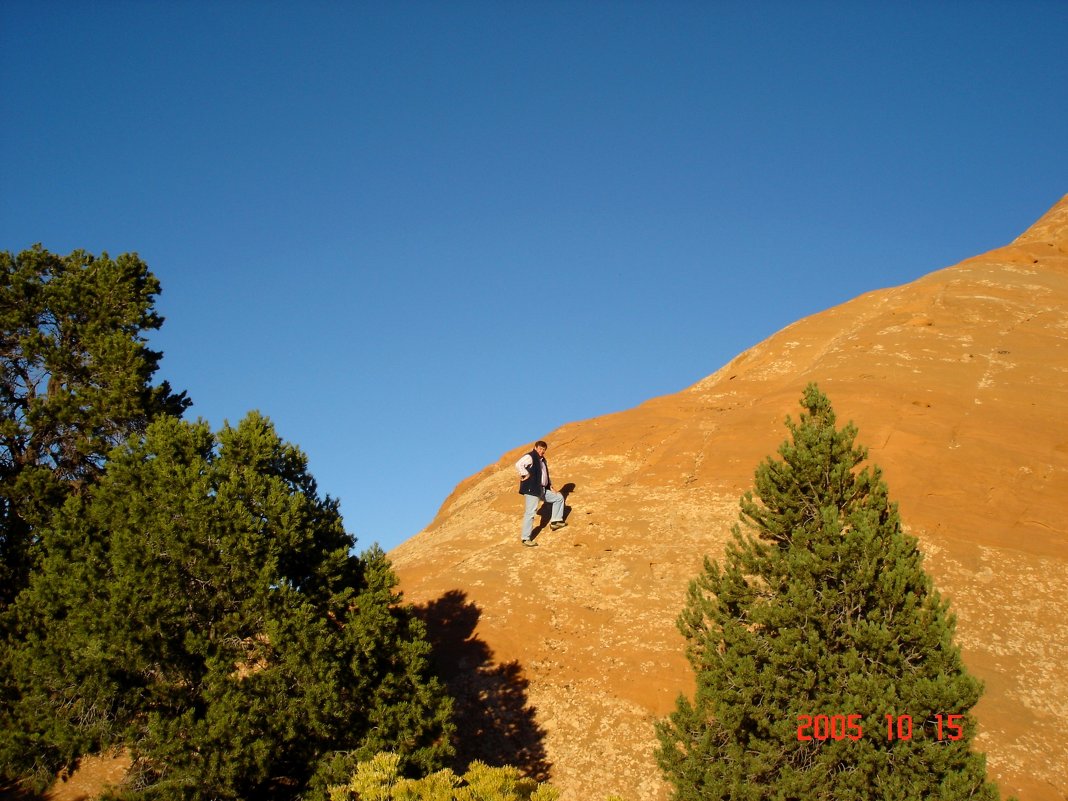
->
[535,440,548,449]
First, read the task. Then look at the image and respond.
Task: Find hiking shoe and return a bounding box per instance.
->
[522,539,538,547]
[550,521,567,530]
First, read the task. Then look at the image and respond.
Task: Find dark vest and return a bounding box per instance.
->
[518,450,550,496]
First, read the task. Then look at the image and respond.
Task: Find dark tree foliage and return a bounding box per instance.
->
[0,245,189,607]
[655,384,1004,801]
[1,413,454,799]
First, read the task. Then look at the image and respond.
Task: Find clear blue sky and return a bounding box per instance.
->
[3,1,1066,553]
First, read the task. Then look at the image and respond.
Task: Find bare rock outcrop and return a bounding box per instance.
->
[391,195,1068,801]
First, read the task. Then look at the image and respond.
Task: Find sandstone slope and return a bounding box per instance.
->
[390,195,1068,801]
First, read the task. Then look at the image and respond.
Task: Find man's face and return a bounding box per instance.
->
[535,444,547,457]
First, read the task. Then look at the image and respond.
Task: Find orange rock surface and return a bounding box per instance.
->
[391,195,1068,801]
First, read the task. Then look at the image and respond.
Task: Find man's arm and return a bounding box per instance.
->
[515,453,533,478]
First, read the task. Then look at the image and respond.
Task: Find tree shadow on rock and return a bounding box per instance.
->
[413,590,551,781]
[0,782,41,801]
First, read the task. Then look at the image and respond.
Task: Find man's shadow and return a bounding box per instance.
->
[413,590,551,781]
[533,482,576,537]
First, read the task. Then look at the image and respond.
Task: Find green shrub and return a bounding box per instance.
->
[328,751,560,801]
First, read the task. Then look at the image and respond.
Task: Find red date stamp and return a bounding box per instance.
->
[796,714,964,742]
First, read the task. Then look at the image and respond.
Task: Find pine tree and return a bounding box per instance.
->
[2,413,453,799]
[0,245,189,607]
[655,384,1004,801]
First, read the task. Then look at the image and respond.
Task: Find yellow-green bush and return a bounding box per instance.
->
[329,751,628,801]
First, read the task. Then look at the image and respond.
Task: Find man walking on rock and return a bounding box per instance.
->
[515,440,566,546]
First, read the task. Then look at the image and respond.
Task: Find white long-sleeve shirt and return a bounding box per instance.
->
[515,453,548,487]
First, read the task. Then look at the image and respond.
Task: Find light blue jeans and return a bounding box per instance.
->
[522,490,565,541]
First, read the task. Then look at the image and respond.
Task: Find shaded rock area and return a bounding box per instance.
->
[413,590,551,781]
[391,195,1068,801]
